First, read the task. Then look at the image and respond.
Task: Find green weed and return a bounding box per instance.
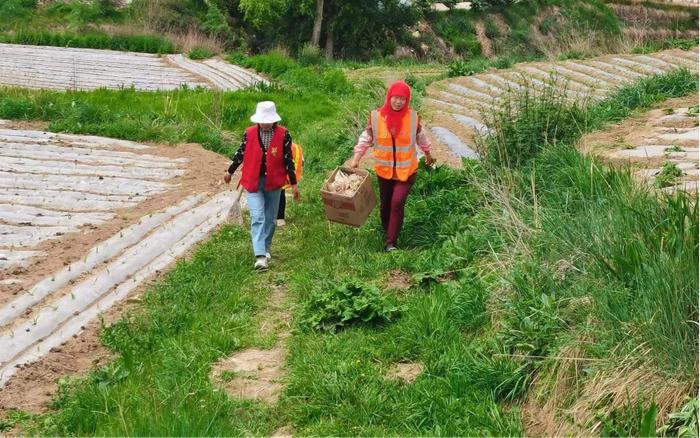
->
[658,397,699,438]
[655,161,683,188]
[299,282,402,333]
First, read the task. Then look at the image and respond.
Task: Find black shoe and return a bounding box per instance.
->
[384,244,398,252]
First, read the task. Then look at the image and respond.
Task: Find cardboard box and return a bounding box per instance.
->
[320,167,377,227]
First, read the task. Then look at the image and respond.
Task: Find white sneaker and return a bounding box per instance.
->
[254,256,268,270]
[276,219,286,226]
[265,252,271,261]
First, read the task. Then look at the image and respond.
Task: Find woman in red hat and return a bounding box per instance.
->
[349,80,435,252]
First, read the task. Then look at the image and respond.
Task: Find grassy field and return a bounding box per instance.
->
[0,56,697,435]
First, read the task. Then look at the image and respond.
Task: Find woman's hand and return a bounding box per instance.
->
[223,173,232,184]
[291,184,301,201]
[349,153,362,169]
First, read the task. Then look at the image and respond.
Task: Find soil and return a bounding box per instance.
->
[386,269,413,291]
[210,284,291,404]
[386,362,424,384]
[0,131,232,310]
[210,347,286,404]
[0,123,235,414]
[474,21,494,59]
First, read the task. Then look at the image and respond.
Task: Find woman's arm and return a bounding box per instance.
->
[282,131,297,186]
[350,126,373,168]
[223,132,247,183]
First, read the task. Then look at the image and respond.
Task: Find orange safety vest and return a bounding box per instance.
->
[283,142,304,190]
[371,109,418,181]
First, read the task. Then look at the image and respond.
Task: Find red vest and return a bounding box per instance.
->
[240,125,288,192]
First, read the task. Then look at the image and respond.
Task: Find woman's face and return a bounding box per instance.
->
[390,95,407,111]
[259,122,274,130]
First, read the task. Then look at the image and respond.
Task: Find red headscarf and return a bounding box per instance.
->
[379,80,411,137]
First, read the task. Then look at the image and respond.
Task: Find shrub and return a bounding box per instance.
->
[0,0,36,23]
[188,46,214,60]
[300,282,401,333]
[297,42,325,66]
[482,85,586,169]
[201,2,233,44]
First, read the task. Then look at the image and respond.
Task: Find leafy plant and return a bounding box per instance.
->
[655,162,683,188]
[448,59,475,77]
[300,282,401,333]
[658,398,699,437]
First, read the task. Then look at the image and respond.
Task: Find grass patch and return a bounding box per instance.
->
[0,28,175,53]
[632,38,700,54]
[188,46,215,60]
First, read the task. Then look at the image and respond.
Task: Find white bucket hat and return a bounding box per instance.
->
[250,101,282,124]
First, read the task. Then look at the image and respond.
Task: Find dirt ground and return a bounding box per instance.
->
[578,94,699,190]
[0,121,235,415]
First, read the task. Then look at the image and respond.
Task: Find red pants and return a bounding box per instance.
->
[377,173,416,246]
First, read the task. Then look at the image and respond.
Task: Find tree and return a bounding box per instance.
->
[319,0,419,59]
[311,0,324,47]
[235,0,420,59]
[238,0,289,29]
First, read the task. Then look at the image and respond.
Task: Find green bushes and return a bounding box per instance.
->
[0,0,37,23]
[483,85,586,169]
[234,51,298,77]
[297,43,325,66]
[231,51,353,94]
[447,56,516,77]
[187,46,214,60]
[44,0,119,26]
[461,70,699,387]
[633,38,700,54]
[655,161,683,188]
[402,163,483,249]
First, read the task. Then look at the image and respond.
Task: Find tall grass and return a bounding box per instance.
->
[0,28,175,53]
[483,69,698,169]
[471,68,699,383]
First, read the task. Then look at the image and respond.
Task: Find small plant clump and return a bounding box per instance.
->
[188,46,215,60]
[300,282,401,333]
[655,161,683,188]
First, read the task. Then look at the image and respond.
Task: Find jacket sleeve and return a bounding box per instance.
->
[282,131,297,186]
[227,132,246,175]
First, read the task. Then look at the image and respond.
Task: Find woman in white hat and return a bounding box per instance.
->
[224,101,301,270]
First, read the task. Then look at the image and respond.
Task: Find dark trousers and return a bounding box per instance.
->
[277,189,286,220]
[377,173,416,246]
